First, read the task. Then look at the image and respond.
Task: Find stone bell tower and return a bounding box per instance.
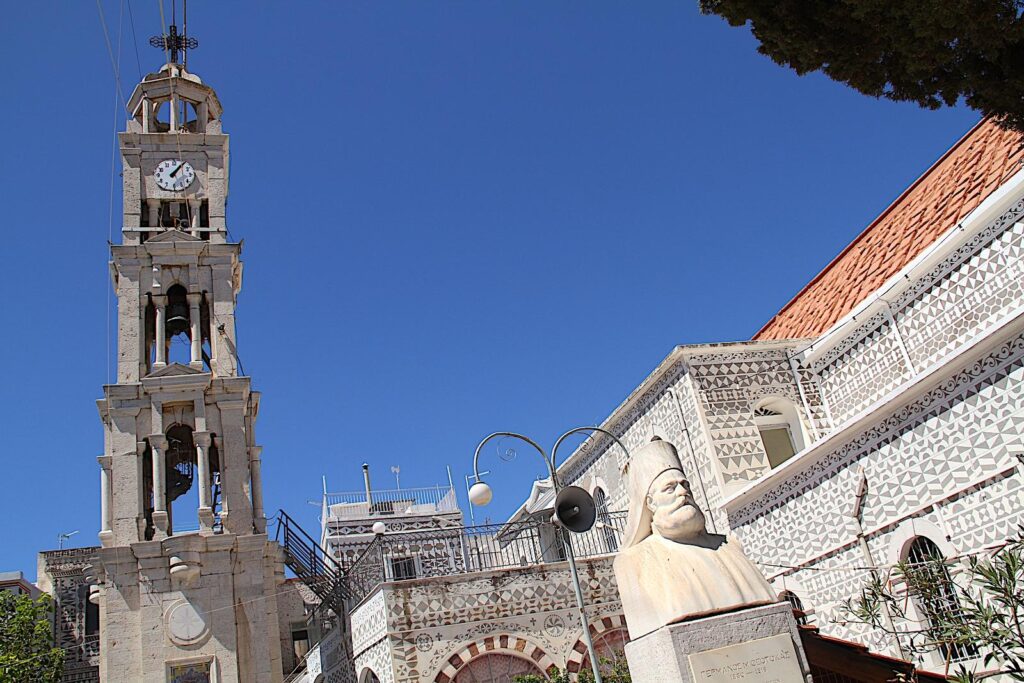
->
[92,48,285,683]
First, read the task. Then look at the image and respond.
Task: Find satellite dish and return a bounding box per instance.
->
[552,486,597,533]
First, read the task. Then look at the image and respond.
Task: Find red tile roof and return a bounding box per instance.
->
[754,119,1024,341]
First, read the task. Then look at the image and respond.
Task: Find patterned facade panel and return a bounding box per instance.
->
[356,558,622,683]
[819,323,912,425]
[688,349,810,487]
[381,558,620,635]
[353,637,395,683]
[790,358,833,439]
[677,373,729,533]
[732,331,1024,657]
[898,220,1024,372]
[559,366,733,536]
[813,198,1024,427]
[328,514,464,568]
[38,548,100,683]
[352,589,389,657]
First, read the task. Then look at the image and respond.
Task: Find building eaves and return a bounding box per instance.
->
[755,118,1024,341]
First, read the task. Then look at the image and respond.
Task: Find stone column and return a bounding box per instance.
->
[146,199,161,229]
[188,199,202,235]
[187,293,203,368]
[194,431,214,532]
[197,101,208,133]
[149,434,169,538]
[152,294,167,368]
[98,455,114,547]
[250,445,266,533]
[170,94,179,130]
[142,99,152,132]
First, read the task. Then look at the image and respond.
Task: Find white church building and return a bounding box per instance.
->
[296,118,1024,683]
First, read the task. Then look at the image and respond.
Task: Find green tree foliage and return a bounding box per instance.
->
[0,591,64,683]
[513,657,631,683]
[698,0,1024,131]
[842,528,1024,681]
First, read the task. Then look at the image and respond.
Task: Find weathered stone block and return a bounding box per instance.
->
[623,602,811,683]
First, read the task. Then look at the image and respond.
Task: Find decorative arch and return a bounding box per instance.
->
[433,634,555,683]
[886,518,955,564]
[752,395,808,468]
[771,575,813,625]
[358,667,382,683]
[903,535,978,664]
[585,476,611,500]
[565,613,628,675]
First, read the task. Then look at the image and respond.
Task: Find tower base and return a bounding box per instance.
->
[623,602,812,683]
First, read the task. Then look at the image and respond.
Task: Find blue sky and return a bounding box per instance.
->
[1,1,980,577]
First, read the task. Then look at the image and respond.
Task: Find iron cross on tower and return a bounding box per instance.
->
[149,0,198,67]
[150,24,198,66]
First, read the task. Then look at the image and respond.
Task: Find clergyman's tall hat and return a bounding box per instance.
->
[621,437,687,548]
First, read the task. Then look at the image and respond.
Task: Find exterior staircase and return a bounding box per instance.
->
[274,509,352,616]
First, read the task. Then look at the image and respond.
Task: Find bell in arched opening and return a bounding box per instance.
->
[164,424,195,504]
[165,285,190,338]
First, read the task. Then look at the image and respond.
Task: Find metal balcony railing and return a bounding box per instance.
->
[345,510,627,604]
[323,486,459,520]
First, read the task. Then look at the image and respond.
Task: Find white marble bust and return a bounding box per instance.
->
[613,438,777,639]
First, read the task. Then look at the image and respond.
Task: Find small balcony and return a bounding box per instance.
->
[323,485,459,522]
[345,510,627,605]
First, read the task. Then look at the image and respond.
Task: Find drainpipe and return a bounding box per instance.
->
[851,467,906,660]
[362,463,373,508]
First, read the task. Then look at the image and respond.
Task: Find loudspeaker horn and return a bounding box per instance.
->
[552,485,597,533]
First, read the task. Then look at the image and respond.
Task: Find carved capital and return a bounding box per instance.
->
[192,431,212,448]
[186,292,203,306]
[97,455,113,470]
[148,434,168,451]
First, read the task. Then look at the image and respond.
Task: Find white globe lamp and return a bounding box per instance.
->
[371,521,386,536]
[469,481,493,506]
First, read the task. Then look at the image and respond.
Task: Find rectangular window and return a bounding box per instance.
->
[760,427,796,468]
[390,557,417,581]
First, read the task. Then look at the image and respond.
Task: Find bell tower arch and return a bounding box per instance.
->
[93,39,284,683]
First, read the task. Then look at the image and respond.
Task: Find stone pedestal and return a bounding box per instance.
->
[624,602,812,683]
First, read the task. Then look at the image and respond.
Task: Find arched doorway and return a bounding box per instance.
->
[358,668,381,683]
[778,590,809,626]
[580,628,630,675]
[905,536,977,663]
[454,654,545,683]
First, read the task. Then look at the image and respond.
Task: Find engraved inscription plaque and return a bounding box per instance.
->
[688,633,803,683]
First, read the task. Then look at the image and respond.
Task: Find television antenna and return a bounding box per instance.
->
[58,530,79,550]
[390,466,401,489]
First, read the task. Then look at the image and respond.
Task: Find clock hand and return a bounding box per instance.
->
[170,163,184,178]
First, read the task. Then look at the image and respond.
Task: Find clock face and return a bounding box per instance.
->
[154,159,196,192]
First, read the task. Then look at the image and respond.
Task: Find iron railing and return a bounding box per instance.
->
[345,511,627,604]
[323,485,459,520]
[276,509,351,614]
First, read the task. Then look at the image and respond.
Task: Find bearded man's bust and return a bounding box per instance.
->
[613,438,777,640]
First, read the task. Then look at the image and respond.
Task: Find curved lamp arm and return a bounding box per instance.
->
[550,426,630,490]
[471,432,554,482]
